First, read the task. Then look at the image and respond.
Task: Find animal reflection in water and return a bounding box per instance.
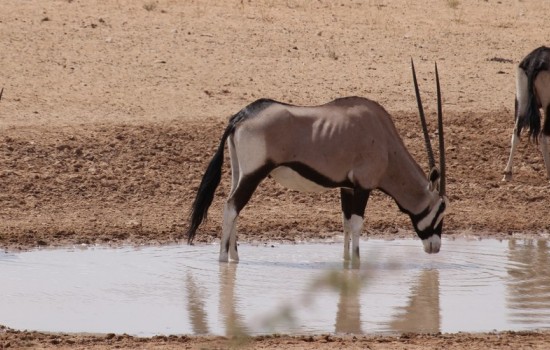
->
[507,239,550,326]
[186,61,447,267]
[322,268,440,334]
[184,264,441,335]
[389,269,440,333]
[185,265,248,337]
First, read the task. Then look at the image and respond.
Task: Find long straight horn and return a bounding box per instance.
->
[435,63,446,196]
[411,58,435,170]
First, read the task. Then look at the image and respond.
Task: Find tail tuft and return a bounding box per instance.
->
[517,46,550,142]
[186,126,233,244]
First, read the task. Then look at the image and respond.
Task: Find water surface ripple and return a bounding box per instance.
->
[1,238,550,336]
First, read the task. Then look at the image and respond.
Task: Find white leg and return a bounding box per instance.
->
[228,138,240,197]
[342,214,351,261]
[349,214,363,269]
[229,225,239,262]
[224,138,241,262]
[503,126,520,181]
[220,203,238,262]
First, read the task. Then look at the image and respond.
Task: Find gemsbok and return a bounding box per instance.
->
[186,61,447,266]
[503,46,550,181]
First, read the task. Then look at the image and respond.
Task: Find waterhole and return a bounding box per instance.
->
[1,238,550,336]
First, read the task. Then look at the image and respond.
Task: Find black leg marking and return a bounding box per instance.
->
[341,187,371,219]
[230,162,275,214]
[351,188,370,218]
[340,188,354,220]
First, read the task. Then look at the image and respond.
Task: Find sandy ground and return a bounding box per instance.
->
[2,0,550,348]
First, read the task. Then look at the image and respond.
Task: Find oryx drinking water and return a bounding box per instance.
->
[186,61,447,265]
[503,46,550,181]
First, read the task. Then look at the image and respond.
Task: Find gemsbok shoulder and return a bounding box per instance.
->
[186,61,447,266]
[503,45,550,181]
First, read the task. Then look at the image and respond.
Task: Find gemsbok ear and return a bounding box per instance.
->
[428,168,440,192]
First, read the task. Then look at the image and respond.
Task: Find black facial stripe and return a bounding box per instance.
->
[340,188,371,220]
[392,198,445,239]
[423,200,446,228]
[416,200,446,239]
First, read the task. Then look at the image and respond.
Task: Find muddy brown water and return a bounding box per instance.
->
[1,238,550,337]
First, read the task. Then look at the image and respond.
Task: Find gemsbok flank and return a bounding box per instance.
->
[186,60,447,265]
[503,46,550,181]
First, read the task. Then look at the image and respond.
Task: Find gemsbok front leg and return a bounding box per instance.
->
[340,187,370,266]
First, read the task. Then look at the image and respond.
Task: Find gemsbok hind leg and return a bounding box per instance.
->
[535,71,550,180]
[503,67,529,181]
[219,139,241,262]
[340,188,370,268]
[219,165,273,263]
[540,104,550,180]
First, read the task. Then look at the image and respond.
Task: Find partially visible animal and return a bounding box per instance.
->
[503,46,550,181]
[186,61,447,267]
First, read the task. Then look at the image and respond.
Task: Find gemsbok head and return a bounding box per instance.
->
[503,45,550,181]
[186,61,447,267]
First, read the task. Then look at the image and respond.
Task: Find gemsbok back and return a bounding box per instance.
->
[186,61,447,266]
[503,46,550,181]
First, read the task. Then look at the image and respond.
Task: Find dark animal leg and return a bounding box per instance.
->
[219,165,273,262]
[541,104,550,180]
[340,188,354,262]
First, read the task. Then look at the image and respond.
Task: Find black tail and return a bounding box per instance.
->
[186,123,234,244]
[185,98,280,244]
[520,68,542,141]
[517,46,550,142]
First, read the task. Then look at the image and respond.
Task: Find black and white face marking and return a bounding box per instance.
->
[411,196,447,254]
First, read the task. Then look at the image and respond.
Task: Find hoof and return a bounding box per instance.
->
[502,172,512,182]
